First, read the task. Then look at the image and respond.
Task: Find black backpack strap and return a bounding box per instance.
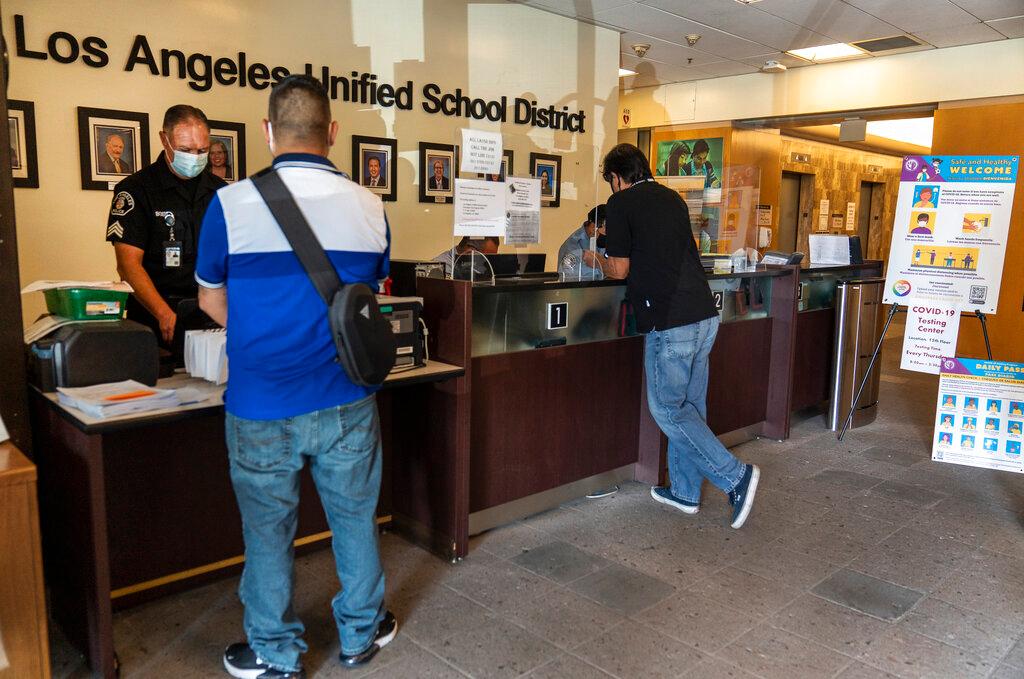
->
[251,167,342,306]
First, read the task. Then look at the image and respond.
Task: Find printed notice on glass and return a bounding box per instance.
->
[883,155,1019,313]
[901,302,960,374]
[459,129,502,175]
[454,178,505,237]
[808,234,850,265]
[932,357,1024,473]
[504,176,541,244]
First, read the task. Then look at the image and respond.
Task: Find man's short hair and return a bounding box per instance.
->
[162,104,210,135]
[691,139,710,156]
[602,144,653,185]
[587,204,606,226]
[269,74,331,144]
[105,133,124,145]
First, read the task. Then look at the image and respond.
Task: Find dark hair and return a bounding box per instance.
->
[587,204,606,225]
[602,143,653,184]
[269,74,331,143]
[162,104,209,135]
[666,141,690,175]
[691,139,710,156]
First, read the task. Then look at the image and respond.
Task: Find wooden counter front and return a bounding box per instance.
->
[0,442,50,679]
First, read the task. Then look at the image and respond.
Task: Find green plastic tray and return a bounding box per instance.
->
[43,288,129,320]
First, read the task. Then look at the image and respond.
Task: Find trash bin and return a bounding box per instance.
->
[828,277,886,431]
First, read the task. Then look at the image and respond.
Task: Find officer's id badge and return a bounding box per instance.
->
[163,241,182,268]
[110,191,135,217]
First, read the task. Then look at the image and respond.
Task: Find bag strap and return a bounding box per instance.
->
[251,167,342,306]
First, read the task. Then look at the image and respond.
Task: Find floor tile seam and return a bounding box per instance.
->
[927,590,1024,630]
[537,648,621,679]
[806,585,915,626]
[701,622,858,678]
[764,607,893,662]
[903,618,1024,668]
[728,558,843,594]
[389,635,479,679]
[854,625,997,676]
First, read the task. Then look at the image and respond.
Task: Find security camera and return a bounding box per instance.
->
[631,43,651,58]
[685,34,701,47]
[762,60,787,73]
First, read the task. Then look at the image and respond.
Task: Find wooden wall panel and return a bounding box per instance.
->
[780,137,902,261]
[932,101,1024,362]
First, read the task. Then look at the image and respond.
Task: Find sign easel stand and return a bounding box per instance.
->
[838,306,994,441]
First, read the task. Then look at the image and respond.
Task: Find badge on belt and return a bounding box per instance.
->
[157,211,181,268]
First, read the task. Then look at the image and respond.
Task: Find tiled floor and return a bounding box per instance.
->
[51,319,1024,678]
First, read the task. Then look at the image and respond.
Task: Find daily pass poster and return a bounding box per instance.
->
[884,155,1019,313]
[933,358,1024,474]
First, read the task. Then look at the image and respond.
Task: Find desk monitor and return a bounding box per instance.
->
[489,254,546,276]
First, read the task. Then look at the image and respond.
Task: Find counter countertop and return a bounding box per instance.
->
[470,266,794,293]
[33,359,465,435]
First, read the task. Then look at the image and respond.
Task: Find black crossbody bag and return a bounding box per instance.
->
[251,168,396,386]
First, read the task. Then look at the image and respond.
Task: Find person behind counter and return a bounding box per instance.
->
[601,142,760,529]
[432,235,499,277]
[105,104,226,345]
[196,74,396,678]
[557,204,607,280]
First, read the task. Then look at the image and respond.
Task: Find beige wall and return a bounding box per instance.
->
[620,39,1024,129]
[7,0,619,325]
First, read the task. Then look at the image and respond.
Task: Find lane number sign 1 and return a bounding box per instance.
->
[547,302,568,330]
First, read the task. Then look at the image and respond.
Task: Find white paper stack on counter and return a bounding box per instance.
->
[57,380,180,418]
[185,329,228,384]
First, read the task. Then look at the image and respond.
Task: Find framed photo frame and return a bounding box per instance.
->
[8,100,38,189]
[479,149,514,183]
[207,120,246,183]
[77,107,150,191]
[352,135,397,201]
[419,141,459,204]
[530,152,561,207]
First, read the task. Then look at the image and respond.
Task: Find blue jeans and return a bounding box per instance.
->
[644,316,745,503]
[226,395,386,672]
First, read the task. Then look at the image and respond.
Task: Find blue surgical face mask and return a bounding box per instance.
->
[170,149,208,178]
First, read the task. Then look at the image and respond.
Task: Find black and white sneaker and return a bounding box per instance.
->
[223,643,305,679]
[728,464,760,529]
[339,611,399,669]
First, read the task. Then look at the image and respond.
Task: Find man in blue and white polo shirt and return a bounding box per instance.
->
[196,75,396,679]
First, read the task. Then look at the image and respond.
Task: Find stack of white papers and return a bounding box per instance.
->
[57,380,180,419]
[185,329,228,384]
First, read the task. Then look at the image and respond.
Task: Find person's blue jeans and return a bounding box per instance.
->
[226,395,386,672]
[644,316,745,503]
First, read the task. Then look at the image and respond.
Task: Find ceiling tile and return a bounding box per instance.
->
[619,31,728,66]
[521,0,636,19]
[643,0,833,50]
[595,3,774,57]
[913,21,1007,47]
[986,15,1024,37]
[694,60,762,76]
[844,0,979,33]
[755,0,904,42]
[948,0,1024,21]
[620,53,711,81]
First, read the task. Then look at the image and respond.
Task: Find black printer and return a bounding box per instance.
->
[28,320,159,392]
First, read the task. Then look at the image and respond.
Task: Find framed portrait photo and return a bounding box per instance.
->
[419,142,458,204]
[8,100,38,188]
[352,135,397,201]
[208,120,246,183]
[479,149,514,183]
[77,107,150,191]
[530,152,561,207]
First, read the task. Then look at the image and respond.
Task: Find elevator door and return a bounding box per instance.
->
[858,182,883,255]
[778,172,801,252]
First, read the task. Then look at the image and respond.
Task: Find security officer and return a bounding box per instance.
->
[557,204,606,280]
[105,104,226,346]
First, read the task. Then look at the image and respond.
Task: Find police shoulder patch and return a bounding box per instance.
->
[110,191,135,217]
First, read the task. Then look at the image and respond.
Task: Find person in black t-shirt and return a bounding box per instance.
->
[601,143,760,529]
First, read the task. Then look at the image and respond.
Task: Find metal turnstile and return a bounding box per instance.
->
[828,278,886,431]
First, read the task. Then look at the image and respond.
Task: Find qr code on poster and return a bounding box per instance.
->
[969,285,987,304]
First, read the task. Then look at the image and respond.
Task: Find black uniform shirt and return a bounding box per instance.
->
[105,158,226,297]
[604,179,717,333]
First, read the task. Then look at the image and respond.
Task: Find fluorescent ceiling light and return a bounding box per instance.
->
[618,67,637,77]
[829,118,934,148]
[787,43,865,62]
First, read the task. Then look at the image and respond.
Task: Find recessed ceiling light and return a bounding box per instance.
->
[734,0,762,4]
[618,67,637,77]
[787,43,866,62]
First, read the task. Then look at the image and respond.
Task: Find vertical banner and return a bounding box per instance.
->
[883,155,1019,313]
[932,358,1024,473]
